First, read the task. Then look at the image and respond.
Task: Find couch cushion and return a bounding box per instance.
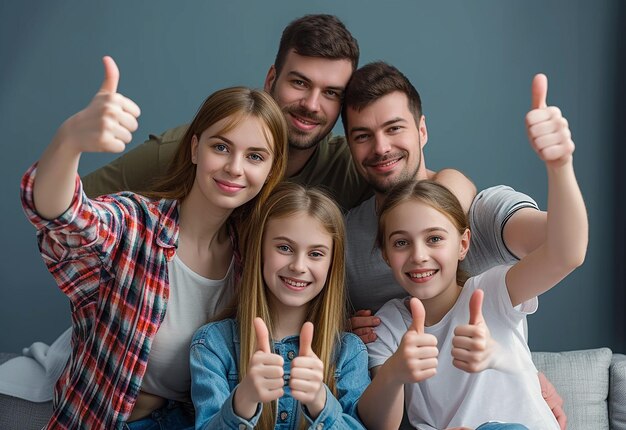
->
[611,354,626,430]
[532,348,611,430]
[0,353,52,430]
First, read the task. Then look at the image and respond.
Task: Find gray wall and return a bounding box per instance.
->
[1,1,621,353]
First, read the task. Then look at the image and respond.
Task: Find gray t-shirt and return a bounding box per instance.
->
[345,185,539,313]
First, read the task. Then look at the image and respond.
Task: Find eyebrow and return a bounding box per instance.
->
[349,117,407,135]
[287,71,345,93]
[387,226,449,238]
[271,236,331,251]
[210,134,271,154]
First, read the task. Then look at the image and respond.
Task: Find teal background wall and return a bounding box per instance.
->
[1,1,622,353]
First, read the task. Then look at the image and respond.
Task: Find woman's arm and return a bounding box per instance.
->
[506,74,588,307]
[33,56,139,219]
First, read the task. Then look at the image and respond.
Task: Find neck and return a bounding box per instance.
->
[421,281,462,327]
[179,186,232,246]
[269,299,309,340]
[285,145,317,178]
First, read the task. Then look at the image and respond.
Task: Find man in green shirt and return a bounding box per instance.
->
[82,14,371,212]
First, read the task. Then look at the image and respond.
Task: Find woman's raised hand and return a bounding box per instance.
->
[58,56,140,155]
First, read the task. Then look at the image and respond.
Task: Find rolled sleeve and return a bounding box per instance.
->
[463,185,539,275]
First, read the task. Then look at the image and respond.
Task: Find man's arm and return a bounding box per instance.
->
[82,124,187,198]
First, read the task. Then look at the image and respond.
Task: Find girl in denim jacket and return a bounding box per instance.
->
[190,182,370,429]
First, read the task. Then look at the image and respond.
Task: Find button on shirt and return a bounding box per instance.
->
[190,319,370,429]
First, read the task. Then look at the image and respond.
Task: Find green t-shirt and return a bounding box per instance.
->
[82,124,372,211]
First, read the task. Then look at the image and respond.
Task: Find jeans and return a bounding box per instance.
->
[123,401,194,430]
[476,423,529,430]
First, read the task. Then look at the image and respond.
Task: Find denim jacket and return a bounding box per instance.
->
[190,319,370,429]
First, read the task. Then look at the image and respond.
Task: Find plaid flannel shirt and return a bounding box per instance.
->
[21,164,179,429]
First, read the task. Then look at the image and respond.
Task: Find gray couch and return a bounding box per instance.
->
[1,348,625,429]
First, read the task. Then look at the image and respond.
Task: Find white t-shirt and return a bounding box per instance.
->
[141,255,234,401]
[367,265,559,429]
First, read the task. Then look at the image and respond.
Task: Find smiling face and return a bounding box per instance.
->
[381,199,469,309]
[262,212,334,313]
[190,114,274,212]
[346,91,428,194]
[265,50,353,151]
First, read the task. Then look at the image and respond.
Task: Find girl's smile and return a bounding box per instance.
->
[382,199,469,320]
[262,212,333,312]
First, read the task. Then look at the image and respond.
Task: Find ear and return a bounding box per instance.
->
[264,65,277,93]
[191,134,199,164]
[458,228,471,261]
[418,115,428,149]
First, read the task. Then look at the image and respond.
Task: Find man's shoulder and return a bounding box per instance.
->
[151,123,189,146]
[345,196,376,223]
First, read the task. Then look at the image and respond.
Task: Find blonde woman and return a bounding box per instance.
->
[21,57,287,429]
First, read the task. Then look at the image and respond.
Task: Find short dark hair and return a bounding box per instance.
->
[341,61,423,134]
[274,14,359,76]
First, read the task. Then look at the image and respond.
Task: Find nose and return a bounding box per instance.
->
[300,89,321,112]
[410,242,429,264]
[289,254,306,273]
[373,133,392,156]
[225,155,243,177]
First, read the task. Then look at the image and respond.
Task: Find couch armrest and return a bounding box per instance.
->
[610,353,626,430]
[532,348,612,430]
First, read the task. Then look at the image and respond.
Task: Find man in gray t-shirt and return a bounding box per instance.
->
[340,60,565,430]
[340,62,547,341]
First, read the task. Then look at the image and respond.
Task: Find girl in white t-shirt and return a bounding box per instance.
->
[357,74,588,430]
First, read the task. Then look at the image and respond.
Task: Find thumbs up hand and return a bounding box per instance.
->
[451,289,495,373]
[388,297,438,384]
[234,318,284,420]
[290,322,326,418]
[525,73,575,167]
[59,56,141,155]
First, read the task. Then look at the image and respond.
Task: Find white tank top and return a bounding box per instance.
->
[141,254,234,401]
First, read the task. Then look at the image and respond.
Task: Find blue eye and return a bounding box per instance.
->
[393,239,409,248]
[248,153,264,162]
[277,245,292,253]
[213,143,228,152]
[309,250,325,258]
[428,236,443,244]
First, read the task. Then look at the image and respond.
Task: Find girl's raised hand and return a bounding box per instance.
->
[526,74,574,167]
[290,322,326,418]
[389,297,438,384]
[234,317,284,420]
[451,289,494,372]
[57,56,141,155]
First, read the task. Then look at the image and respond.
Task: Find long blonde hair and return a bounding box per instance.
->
[143,86,288,242]
[237,182,347,429]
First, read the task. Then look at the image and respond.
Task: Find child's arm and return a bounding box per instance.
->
[506,74,587,307]
[432,168,477,214]
[358,298,438,430]
[32,56,140,220]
